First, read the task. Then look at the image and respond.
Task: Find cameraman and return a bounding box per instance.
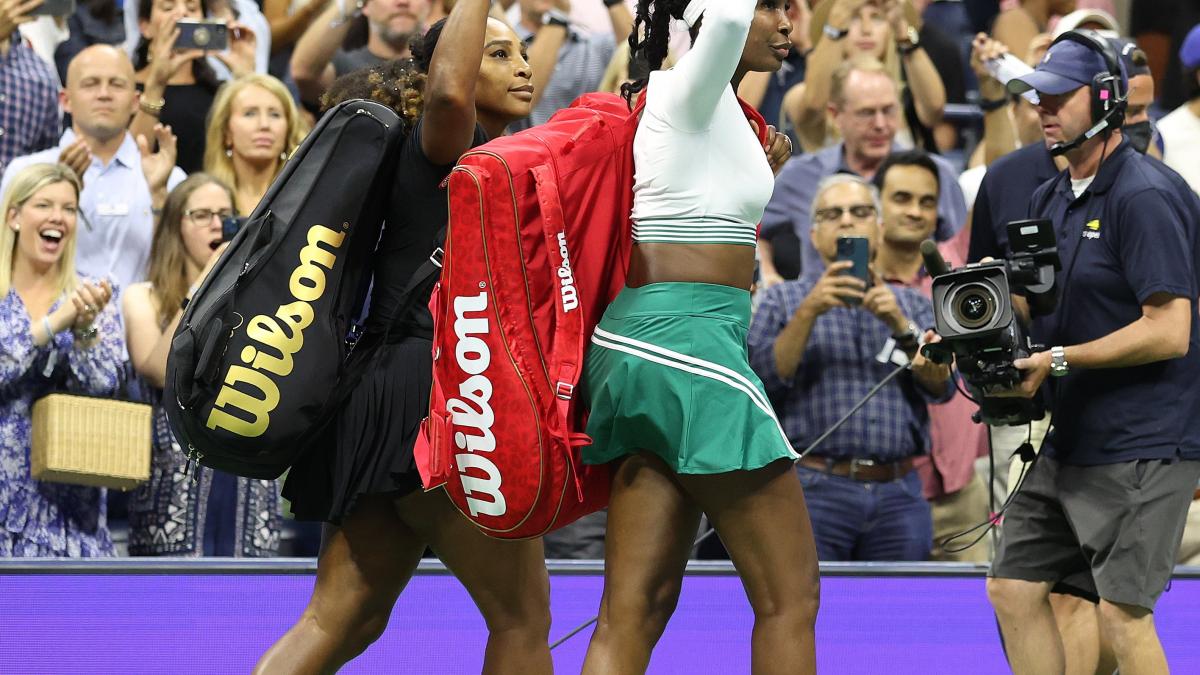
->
[986,31,1200,675]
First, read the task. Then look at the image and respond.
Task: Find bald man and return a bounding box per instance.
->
[0,45,185,292]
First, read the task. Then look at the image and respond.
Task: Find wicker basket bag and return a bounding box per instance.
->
[30,394,152,490]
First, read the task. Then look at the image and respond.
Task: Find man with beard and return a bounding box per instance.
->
[291,0,431,106]
[0,45,184,292]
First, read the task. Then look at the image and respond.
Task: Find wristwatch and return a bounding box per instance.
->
[543,8,570,28]
[823,23,849,41]
[898,26,921,55]
[893,320,921,349]
[1049,346,1069,377]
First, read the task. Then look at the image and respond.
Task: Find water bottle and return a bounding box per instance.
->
[984,53,1040,105]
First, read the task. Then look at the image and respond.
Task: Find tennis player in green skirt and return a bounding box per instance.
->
[579,1,820,673]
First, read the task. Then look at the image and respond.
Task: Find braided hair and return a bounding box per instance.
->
[622,0,698,104]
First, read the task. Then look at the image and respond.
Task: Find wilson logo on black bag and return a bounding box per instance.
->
[205,223,347,438]
[166,99,403,479]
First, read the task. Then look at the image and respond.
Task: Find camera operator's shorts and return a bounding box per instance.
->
[990,454,1200,610]
[582,283,798,474]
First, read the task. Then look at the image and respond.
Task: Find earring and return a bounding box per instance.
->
[11,221,18,232]
[280,150,287,161]
[226,147,233,158]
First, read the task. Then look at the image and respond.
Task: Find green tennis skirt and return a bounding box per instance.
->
[582,282,799,474]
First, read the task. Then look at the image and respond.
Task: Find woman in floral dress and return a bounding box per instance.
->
[0,163,125,557]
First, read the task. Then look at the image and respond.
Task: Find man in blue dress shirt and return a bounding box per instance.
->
[1,45,185,294]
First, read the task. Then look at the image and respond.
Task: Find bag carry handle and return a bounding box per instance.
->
[531,163,591,501]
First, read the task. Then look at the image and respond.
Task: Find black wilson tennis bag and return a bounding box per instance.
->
[164,100,404,479]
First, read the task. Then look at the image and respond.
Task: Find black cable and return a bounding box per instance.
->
[988,426,997,551]
[939,421,1047,554]
[550,617,598,650]
[795,363,910,461]
[953,373,978,404]
[692,363,910,551]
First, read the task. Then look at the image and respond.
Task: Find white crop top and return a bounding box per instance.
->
[630,0,774,248]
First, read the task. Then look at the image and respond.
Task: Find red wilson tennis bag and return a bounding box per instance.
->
[416,93,638,538]
[417,93,769,538]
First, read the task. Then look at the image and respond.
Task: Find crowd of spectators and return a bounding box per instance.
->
[0,0,1198,563]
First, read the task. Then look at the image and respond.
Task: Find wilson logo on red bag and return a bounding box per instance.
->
[444,289,505,518]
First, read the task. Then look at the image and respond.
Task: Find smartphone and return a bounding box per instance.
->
[221,215,247,242]
[836,236,871,306]
[29,0,75,15]
[176,19,228,51]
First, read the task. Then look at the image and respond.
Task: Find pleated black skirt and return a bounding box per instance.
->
[282,337,431,525]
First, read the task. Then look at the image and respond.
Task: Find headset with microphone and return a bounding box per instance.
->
[1047,29,1129,157]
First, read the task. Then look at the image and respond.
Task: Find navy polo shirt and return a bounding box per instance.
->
[1029,140,1200,466]
[968,142,1059,262]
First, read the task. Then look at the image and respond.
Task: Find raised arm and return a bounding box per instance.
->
[969,33,1019,166]
[123,284,175,389]
[524,4,570,111]
[421,0,496,165]
[290,0,355,105]
[887,0,943,129]
[786,0,855,151]
[659,0,757,132]
[606,0,634,47]
[263,0,328,54]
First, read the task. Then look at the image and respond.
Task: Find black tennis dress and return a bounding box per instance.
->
[281,119,489,525]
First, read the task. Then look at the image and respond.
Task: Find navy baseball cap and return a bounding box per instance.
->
[1007,37,1118,97]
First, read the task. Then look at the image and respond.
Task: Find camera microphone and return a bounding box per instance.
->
[921,240,950,278]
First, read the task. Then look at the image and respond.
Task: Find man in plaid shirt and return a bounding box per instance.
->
[748,173,953,562]
[0,16,61,179]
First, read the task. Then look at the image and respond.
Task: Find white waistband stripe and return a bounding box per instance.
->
[632,219,759,246]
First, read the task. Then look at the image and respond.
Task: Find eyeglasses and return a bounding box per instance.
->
[185,208,234,227]
[814,204,877,223]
